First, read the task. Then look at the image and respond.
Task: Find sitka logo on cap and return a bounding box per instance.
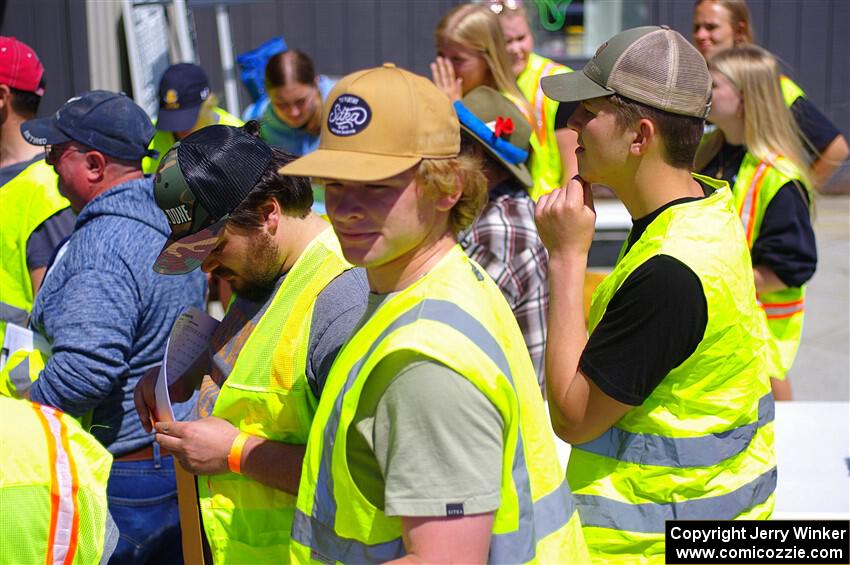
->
[327,95,371,136]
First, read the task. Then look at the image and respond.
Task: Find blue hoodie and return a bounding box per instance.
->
[29,177,207,456]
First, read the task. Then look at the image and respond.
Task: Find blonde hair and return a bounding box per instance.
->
[435,4,531,116]
[416,154,487,235]
[695,0,755,46]
[711,45,811,192]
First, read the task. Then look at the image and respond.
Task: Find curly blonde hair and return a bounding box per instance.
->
[416,154,487,235]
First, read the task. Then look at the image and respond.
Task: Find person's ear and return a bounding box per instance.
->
[260,198,281,235]
[434,185,463,212]
[0,84,10,110]
[630,118,656,157]
[85,151,108,182]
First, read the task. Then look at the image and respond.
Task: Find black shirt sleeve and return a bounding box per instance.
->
[26,208,76,269]
[554,102,578,130]
[579,255,708,406]
[751,182,817,288]
[791,97,842,158]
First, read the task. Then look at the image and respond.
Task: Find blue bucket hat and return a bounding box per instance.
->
[20,90,157,161]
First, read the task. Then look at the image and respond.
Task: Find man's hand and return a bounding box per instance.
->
[430,56,463,102]
[535,176,596,258]
[154,417,239,476]
[133,366,162,433]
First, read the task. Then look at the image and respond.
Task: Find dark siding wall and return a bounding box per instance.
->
[647,0,848,133]
[2,0,845,134]
[191,0,461,111]
[0,0,90,118]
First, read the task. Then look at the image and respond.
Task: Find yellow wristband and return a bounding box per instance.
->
[227,432,250,474]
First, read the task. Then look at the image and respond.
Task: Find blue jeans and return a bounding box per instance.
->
[107,443,184,564]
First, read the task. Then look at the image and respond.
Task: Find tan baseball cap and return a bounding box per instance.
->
[278,63,459,182]
[541,26,711,119]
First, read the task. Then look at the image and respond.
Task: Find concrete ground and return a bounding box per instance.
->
[788,193,850,400]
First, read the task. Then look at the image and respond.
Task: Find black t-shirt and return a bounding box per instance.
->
[701,143,817,287]
[791,96,842,160]
[27,208,76,269]
[580,195,709,406]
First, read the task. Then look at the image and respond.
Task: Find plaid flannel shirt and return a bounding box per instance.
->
[459,180,549,394]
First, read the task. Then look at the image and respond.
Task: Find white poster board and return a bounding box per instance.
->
[123,0,172,119]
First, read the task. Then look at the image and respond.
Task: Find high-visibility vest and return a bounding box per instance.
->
[732,152,810,377]
[779,75,805,108]
[0,396,113,564]
[199,227,353,564]
[517,52,573,201]
[570,177,776,562]
[142,107,244,174]
[291,245,590,564]
[0,159,68,360]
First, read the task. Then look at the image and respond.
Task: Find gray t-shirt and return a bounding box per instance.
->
[346,292,504,518]
[196,266,368,416]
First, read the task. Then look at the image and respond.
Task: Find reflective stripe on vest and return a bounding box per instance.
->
[738,162,769,246]
[0,302,29,325]
[9,354,33,395]
[295,299,578,563]
[529,62,561,144]
[575,468,777,534]
[33,404,81,565]
[576,393,774,468]
[760,298,805,319]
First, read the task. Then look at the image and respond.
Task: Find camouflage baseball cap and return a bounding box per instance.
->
[152,124,273,274]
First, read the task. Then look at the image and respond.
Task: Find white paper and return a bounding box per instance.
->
[0,323,51,372]
[153,307,219,422]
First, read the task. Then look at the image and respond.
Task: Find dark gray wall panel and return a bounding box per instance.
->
[1,0,90,117]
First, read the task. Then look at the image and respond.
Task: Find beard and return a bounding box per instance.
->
[215,231,281,302]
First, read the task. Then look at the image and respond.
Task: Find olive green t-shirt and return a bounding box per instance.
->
[346,292,504,518]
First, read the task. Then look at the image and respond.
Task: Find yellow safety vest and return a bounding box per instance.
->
[143,107,244,174]
[570,177,776,562]
[779,75,805,108]
[291,245,590,564]
[517,52,573,201]
[0,396,112,564]
[199,227,353,564]
[0,159,67,327]
[0,159,68,385]
[732,153,810,377]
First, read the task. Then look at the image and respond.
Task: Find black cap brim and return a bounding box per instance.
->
[20,117,72,146]
[156,106,201,132]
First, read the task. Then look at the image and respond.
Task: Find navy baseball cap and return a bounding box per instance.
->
[20,90,157,161]
[156,63,210,132]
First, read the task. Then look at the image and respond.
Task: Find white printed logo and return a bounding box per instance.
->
[327,95,372,136]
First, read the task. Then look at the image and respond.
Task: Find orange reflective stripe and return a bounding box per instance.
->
[530,62,559,143]
[760,298,805,319]
[738,162,769,247]
[58,412,82,565]
[32,404,81,565]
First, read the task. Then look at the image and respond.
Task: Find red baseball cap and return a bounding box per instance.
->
[0,36,45,96]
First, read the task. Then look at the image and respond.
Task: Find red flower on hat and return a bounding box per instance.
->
[494,116,515,138]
